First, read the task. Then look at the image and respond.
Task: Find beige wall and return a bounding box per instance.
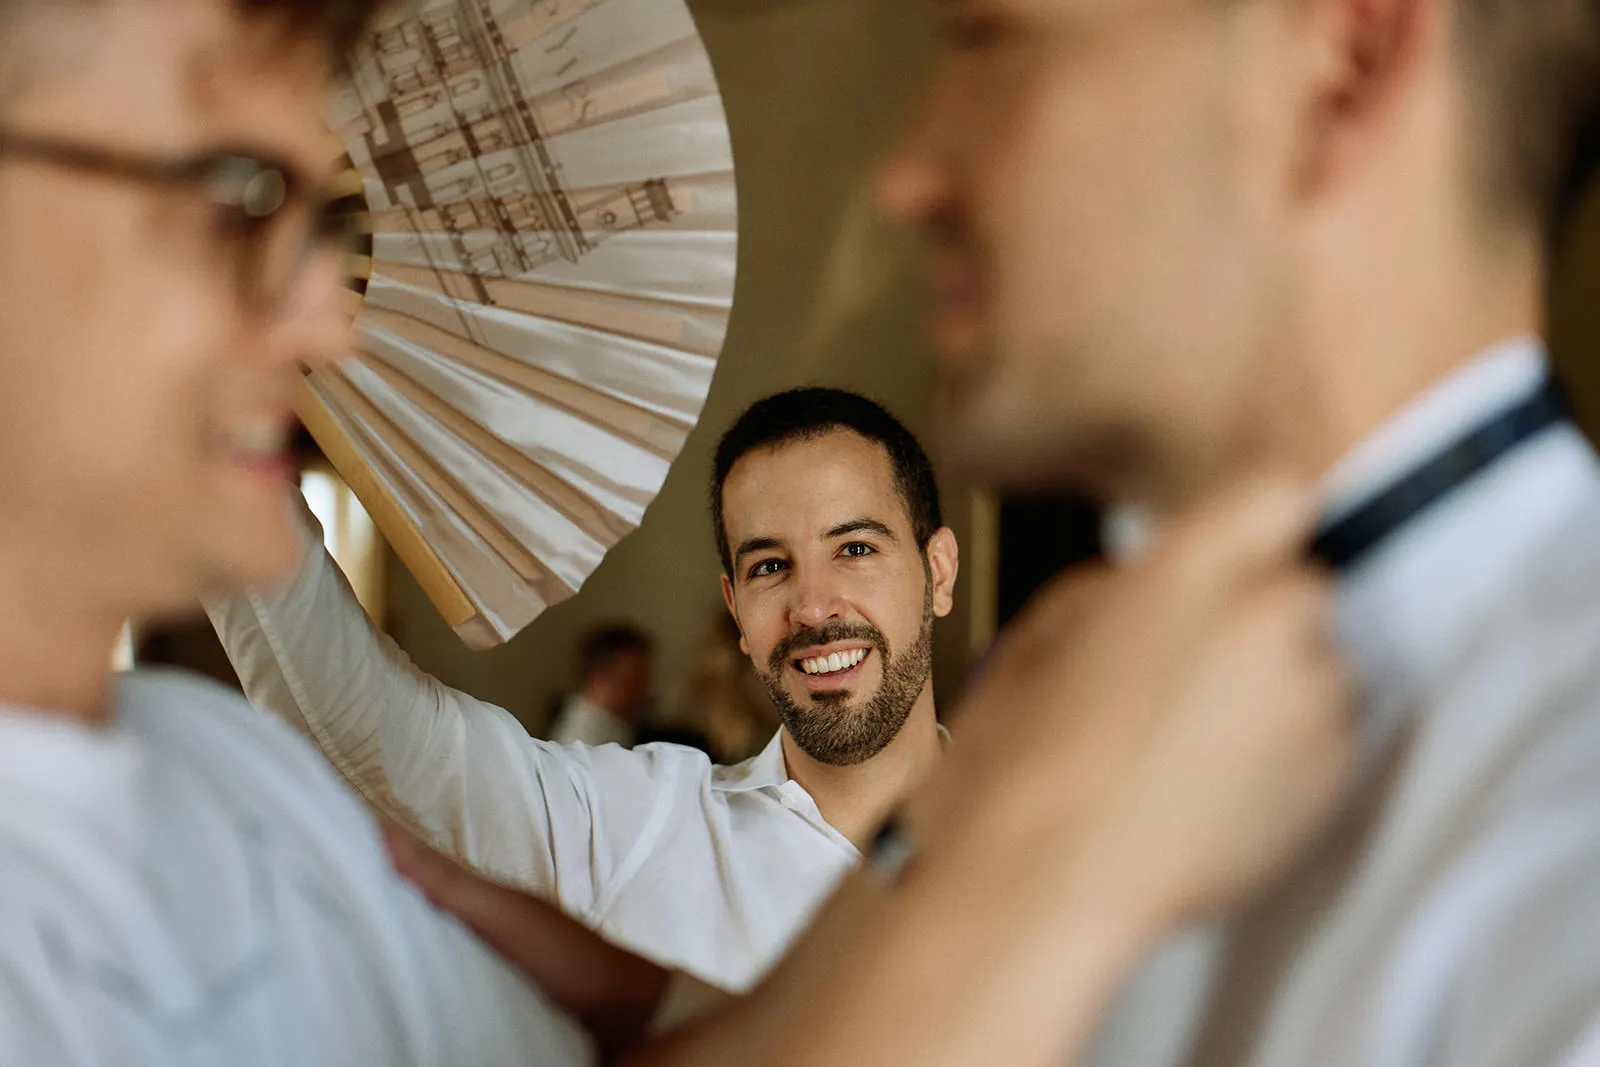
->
[1551,181,1600,435]
[382,0,974,733]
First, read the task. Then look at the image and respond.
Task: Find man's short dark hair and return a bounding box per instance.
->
[579,624,652,680]
[711,388,944,574]
[1453,0,1600,231]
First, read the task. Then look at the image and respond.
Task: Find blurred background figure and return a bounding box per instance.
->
[549,624,655,749]
[668,614,779,764]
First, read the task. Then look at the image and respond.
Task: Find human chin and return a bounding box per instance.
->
[928,293,990,377]
[939,369,1029,479]
[194,477,301,595]
[763,673,889,768]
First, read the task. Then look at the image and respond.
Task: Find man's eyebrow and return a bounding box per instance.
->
[826,518,898,542]
[733,537,784,566]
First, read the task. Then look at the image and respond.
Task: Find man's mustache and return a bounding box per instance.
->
[769,622,889,673]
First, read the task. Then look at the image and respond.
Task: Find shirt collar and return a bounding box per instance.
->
[1102,336,1550,564]
[713,729,792,792]
[1328,336,1599,756]
[713,723,953,793]
[1319,334,1548,524]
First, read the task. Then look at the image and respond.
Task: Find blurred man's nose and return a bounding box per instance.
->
[874,75,957,224]
[788,567,848,631]
[270,245,352,373]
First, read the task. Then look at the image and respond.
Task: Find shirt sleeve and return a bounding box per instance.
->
[202,498,677,916]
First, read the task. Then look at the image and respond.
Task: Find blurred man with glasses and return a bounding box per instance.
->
[0,1,599,1061]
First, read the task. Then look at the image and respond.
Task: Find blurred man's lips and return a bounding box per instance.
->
[217,415,295,480]
[227,453,294,486]
[927,254,986,362]
[930,294,986,364]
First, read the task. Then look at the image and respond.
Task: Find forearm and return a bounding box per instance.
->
[468,888,669,1061]
[815,797,1153,1063]
[384,825,683,1062]
[634,772,1162,1067]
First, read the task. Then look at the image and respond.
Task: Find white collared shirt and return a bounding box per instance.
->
[549,695,636,749]
[1089,336,1600,1066]
[205,517,867,992]
[0,671,589,1067]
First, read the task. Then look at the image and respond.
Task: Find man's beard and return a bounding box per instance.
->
[755,586,934,767]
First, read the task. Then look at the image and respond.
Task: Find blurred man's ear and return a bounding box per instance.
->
[1293,0,1430,198]
[926,527,960,619]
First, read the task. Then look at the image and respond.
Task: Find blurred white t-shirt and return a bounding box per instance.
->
[0,669,591,1067]
[550,695,635,749]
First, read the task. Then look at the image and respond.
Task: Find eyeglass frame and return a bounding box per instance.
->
[0,128,354,313]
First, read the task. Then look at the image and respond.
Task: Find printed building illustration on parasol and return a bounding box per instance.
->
[303,0,737,648]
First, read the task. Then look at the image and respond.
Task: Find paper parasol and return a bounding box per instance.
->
[300,0,737,648]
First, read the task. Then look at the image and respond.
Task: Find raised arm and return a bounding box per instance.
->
[204,497,613,900]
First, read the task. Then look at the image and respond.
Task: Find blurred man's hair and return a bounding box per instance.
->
[1454,1,1600,230]
[579,624,653,681]
[711,388,944,575]
[0,0,385,62]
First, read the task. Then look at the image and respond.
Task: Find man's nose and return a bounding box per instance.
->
[874,73,958,225]
[788,568,847,630]
[268,244,354,374]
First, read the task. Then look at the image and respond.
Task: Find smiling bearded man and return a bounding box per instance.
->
[208,386,958,992]
[714,390,945,772]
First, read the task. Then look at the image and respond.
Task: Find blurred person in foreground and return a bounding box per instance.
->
[549,624,654,749]
[400,0,1600,1063]
[0,0,593,1061]
[207,388,965,991]
[870,0,1600,1061]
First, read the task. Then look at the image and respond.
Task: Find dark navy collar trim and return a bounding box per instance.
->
[1311,378,1570,572]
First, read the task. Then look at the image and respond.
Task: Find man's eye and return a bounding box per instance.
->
[841,542,876,558]
[748,559,786,580]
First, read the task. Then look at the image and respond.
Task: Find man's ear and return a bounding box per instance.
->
[925,526,960,619]
[720,572,749,655]
[1294,0,1432,197]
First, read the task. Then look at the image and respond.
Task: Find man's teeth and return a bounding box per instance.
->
[799,648,869,676]
[223,419,288,459]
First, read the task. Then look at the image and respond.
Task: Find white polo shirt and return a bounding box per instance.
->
[0,670,590,1067]
[206,519,874,991]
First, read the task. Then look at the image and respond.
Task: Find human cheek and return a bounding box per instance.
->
[848,573,910,643]
[737,597,788,671]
